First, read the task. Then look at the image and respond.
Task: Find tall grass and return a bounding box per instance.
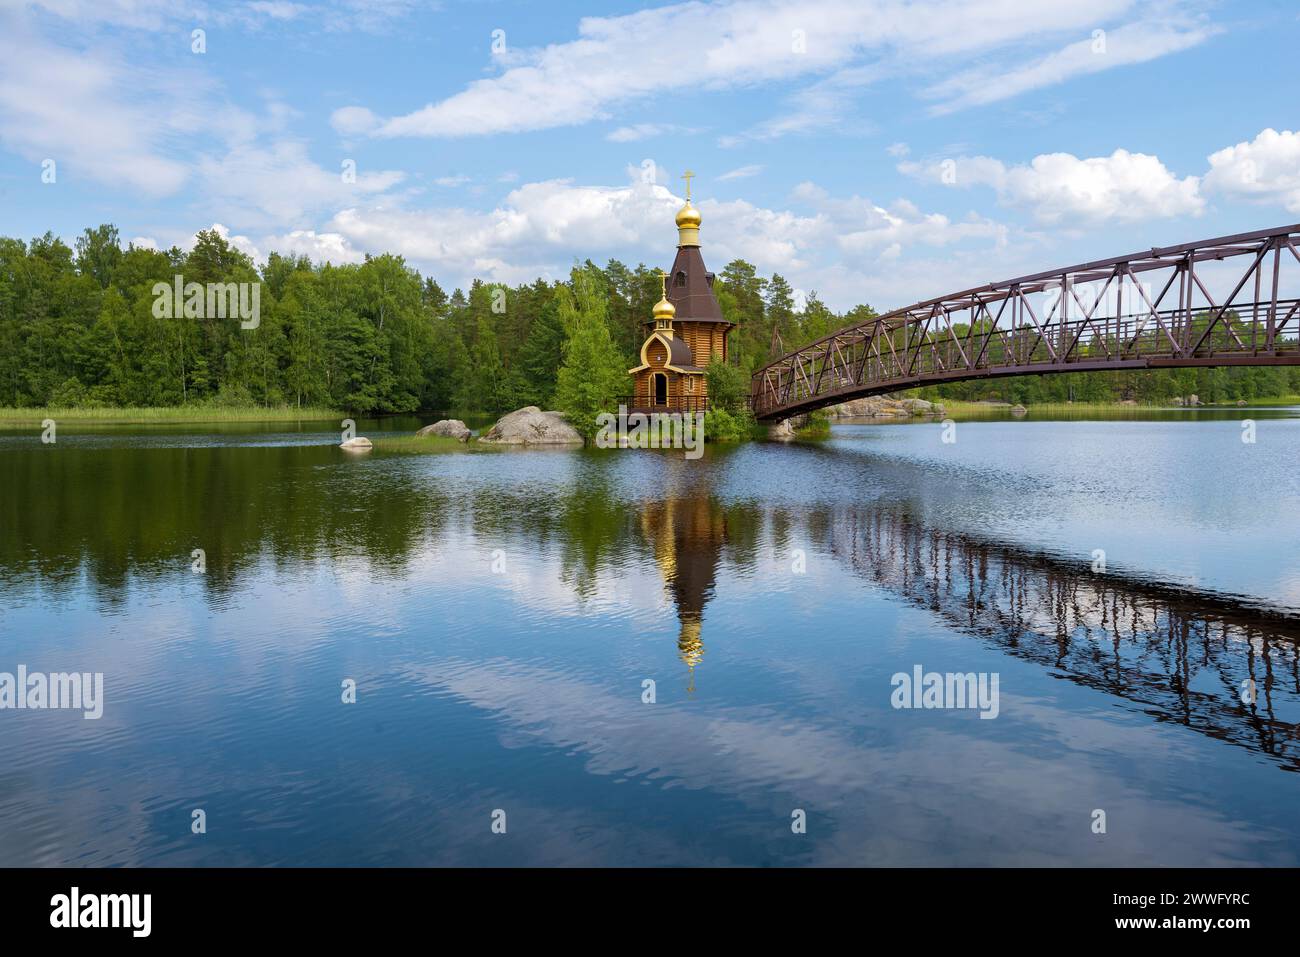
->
[0,405,342,424]
[370,434,477,454]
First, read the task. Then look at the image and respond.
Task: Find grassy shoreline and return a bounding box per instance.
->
[932,397,1300,415]
[370,434,477,453]
[0,405,344,425]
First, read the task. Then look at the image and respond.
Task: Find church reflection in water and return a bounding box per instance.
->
[632,485,1300,771]
[638,494,727,693]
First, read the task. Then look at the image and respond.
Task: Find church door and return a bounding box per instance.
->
[653,372,668,406]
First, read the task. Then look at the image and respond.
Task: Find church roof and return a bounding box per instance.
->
[664,335,701,370]
[666,246,730,325]
[628,330,704,374]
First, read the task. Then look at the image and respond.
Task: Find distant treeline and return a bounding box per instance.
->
[2,225,1295,416]
[0,224,852,417]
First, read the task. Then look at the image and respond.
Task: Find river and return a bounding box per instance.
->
[2,407,1299,865]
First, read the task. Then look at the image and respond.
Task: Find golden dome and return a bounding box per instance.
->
[652,295,676,321]
[675,201,702,228]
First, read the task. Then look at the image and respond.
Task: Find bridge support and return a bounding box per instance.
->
[767,415,809,440]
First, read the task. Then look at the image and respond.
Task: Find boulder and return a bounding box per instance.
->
[827,396,910,418]
[767,418,796,441]
[416,419,472,442]
[1010,404,1027,416]
[339,436,373,452]
[478,407,583,446]
[1188,394,1201,406]
[1237,399,1248,407]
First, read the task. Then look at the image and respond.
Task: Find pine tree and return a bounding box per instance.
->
[553,266,628,439]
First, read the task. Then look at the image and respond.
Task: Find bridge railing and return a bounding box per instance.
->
[751,224,1300,418]
[614,395,709,416]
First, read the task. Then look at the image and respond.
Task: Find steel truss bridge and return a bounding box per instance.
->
[751,224,1300,420]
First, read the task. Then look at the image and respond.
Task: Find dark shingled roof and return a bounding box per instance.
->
[666,245,729,324]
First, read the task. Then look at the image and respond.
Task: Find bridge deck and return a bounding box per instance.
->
[750,224,1300,420]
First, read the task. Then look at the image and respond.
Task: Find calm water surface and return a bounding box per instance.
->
[2,408,1299,866]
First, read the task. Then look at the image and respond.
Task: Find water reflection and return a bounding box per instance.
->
[639,495,727,691]
[826,502,1300,773]
[5,427,1300,864]
[6,437,1297,777]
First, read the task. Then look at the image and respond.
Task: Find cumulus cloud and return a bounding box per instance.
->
[901,149,1204,225]
[296,168,1015,311]
[261,229,366,265]
[1203,128,1300,213]
[205,223,262,262]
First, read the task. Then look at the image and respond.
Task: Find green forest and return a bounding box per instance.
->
[2,224,1296,423]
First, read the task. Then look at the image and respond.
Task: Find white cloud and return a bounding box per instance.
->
[606,123,698,143]
[368,0,1199,139]
[330,106,381,136]
[718,164,763,181]
[1204,128,1300,213]
[194,140,405,229]
[245,1,307,20]
[19,0,195,30]
[901,149,1204,225]
[434,174,472,187]
[924,18,1217,114]
[301,169,1014,311]
[0,19,194,195]
[886,142,910,158]
[261,229,366,265]
[20,0,413,32]
[205,223,262,262]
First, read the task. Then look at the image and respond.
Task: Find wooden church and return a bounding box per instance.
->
[627,172,733,412]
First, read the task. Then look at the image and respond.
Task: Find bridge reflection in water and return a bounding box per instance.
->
[828,503,1300,772]
[640,491,1300,773]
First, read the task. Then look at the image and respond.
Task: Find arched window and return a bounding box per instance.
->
[674,271,686,287]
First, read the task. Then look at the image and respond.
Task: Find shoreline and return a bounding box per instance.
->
[927,397,1300,415]
[0,406,345,425]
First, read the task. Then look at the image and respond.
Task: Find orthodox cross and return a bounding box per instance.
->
[681,169,694,202]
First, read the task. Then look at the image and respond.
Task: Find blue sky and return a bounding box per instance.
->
[0,0,1297,310]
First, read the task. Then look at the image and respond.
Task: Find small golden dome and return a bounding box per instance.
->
[652,295,676,321]
[675,201,702,228]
